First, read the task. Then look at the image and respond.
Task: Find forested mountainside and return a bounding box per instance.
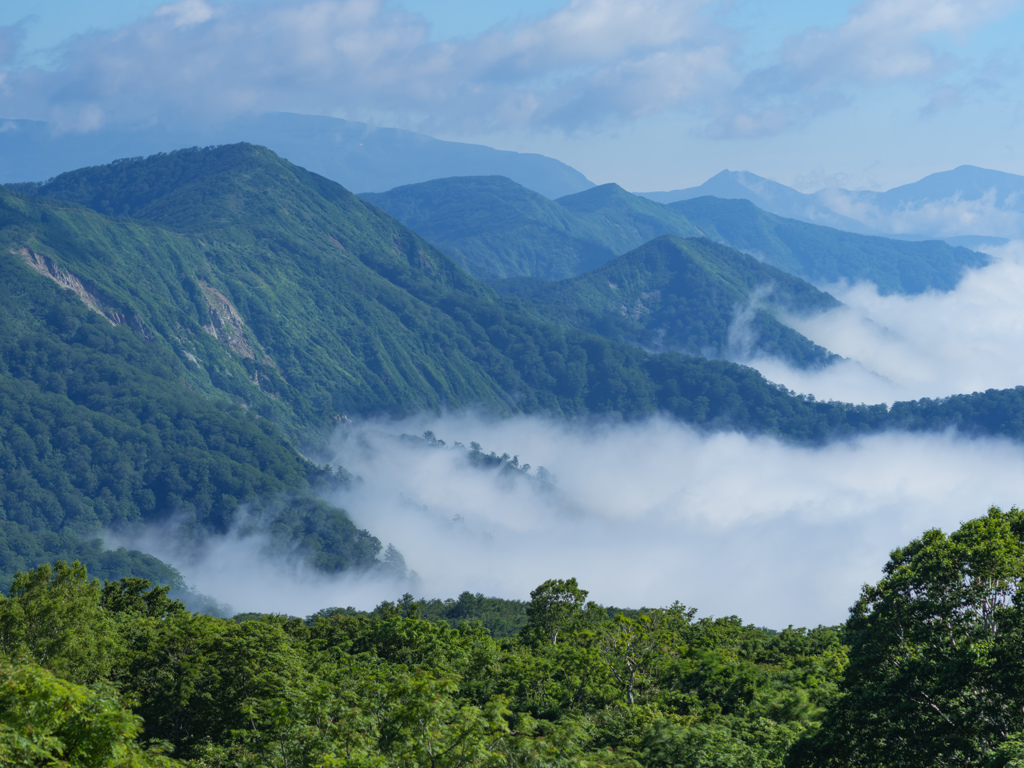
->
[361,177,703,281]
[360,174,985,293]
[494,236,840,369]
[6,506,1024,767]
[6,143,1024,594]
[670,196,988,294]
[3,145,848,433]
[361,175,622,279]
[0,236,381,591]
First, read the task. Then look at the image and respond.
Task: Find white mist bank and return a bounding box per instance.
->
[106,514,416,618]
[310,414,1024,628]
[743,241,1024,404]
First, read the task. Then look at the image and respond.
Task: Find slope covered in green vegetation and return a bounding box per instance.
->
[360,177,702,280]
[496,236,840,369]
[361,174,986,295]
[670,196,988,294]
[361,175,619,279]
[556,182,702,252]
[0,563,847,767]
[9,143,1024,594]
[0,222,381,591]
[11,144,851,436]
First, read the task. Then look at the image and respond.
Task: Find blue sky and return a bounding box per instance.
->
[2,0,1023,191]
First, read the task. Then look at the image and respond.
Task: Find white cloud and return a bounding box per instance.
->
[0,0,729,134]
[710,0,1019,138]
[155,0,215,28]
[820,186,1024,238]
[296,414,1024,628]
[745,241,1024,403]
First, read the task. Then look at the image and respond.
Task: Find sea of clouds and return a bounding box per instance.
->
[144,241,1024,629]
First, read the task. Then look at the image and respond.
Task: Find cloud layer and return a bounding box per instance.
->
[308,414,1024,629]
[0,0,1015,139]
[746,241,1024,403]
[123,246,1024,629]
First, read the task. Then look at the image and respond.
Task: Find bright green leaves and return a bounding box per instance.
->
[0,561,117,684]
[600,613,667,706]
[524,577,595,647]
[792,506,1024,767]
[0,660,174,768]
[0,565,851,767]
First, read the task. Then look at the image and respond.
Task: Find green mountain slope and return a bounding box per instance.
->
[21,149,539,430]
[0,219,382,590]
[360,177,701,281]
[361,176,617,280]
[496,236,840,369]
[555,183,702,252]
[669,196,988,294]
[27,146,847,428]
[361,176,985,295]
[11,144,1024,593]
[17,145,1024,442]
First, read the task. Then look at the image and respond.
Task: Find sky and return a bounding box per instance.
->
[2,0,1023,191]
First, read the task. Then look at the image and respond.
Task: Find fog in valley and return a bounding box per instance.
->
[315,415,1024,628]
[141,241,1024,629]
[746,242,1024,404]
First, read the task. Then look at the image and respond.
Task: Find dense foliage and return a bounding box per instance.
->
[789,506,1024,767]
[0,566,846,767]
[7,509,1024,766]
[0,211,381,590]
[495,235,840,369]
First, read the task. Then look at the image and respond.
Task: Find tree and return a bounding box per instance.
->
[0,561,117,684]
[523,578,592,646]
[600,614,664,706]
[0,660,174,768]
[789,506,1024,767]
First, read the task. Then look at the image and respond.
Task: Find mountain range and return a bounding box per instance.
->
[6,113,1023,243]
[5,142,1024,596]
[494,236,841,369]
[643,166,1024,242]
[364,175,987,294]
[0,112,593,199]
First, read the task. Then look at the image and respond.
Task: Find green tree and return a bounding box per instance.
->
[0,561,117,684]
[790,506,1024,767]
[600,613,664,706]
[0,660,174,767]
[524,578,593,646]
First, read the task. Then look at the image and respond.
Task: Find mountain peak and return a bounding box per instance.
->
[32,143,342,230]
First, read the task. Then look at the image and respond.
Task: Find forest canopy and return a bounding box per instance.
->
[3,507,1024,767]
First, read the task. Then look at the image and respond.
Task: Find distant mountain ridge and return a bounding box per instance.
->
[641,165,1024,241]
[0,112,594,199]
[641,170,873,234]
[669,197,988,294]
[362,177,703,280]
[363,175,987,294]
